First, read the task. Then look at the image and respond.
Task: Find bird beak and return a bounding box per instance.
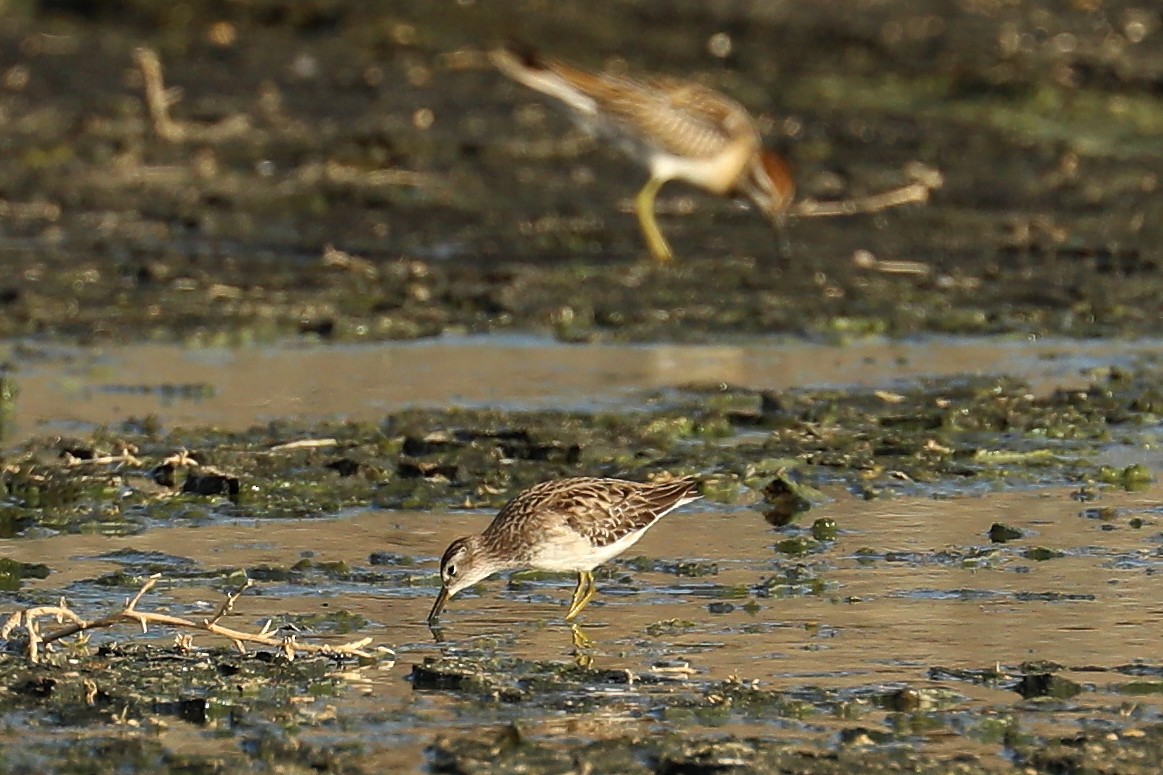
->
[428,587,450,623]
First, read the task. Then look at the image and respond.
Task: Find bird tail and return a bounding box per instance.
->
[651,475,703,510]
[489,43,608,116]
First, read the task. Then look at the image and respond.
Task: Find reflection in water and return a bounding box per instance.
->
[427,622,448,645]
[2,335,1160,445]
[4,479,1163,761]
[570,622,594,651]
[9,486,1162,675]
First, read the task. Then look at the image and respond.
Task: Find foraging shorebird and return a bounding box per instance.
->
[428,476,701,622]
[491,45,795,262]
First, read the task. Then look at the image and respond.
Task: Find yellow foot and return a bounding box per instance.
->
[570,623,594,650]
[564,570,597,622]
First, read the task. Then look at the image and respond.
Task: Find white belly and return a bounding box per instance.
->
[649,137,754,194]
[526,523,652,572]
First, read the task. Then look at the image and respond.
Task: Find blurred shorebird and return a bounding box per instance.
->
[428,476,701,623]
[491,44,795,262]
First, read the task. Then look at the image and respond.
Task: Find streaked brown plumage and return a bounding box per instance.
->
[491,44,794,262]
[428,475,701,623]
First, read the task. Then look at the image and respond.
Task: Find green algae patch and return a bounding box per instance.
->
[812,517,839,541]
[645,619,697,637]
[1023,547,1066,562]
[754,566,830,599]
[413,663,1163,775]
[1,360,1159,538]
[1116,681,1163,696]
[775,536,821,557]
[620,557,719,577]
[278,610,370,635]
[1097,463,1156,490]
[427,726,1020,775]
[0,643,381,773]
[0,557,50,591]
[762,471,823,526]
[989,523,1024,543]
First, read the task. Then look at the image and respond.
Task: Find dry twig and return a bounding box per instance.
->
[62,447,143,467]
[1,574,390,664]
[134,48,185,142]
[851,248,931,276]
[134,48,249,143]
[791,181,932,218]
[790,163,944,219]
[268,438,340,452]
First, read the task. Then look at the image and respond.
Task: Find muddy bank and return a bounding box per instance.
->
[5,484,1163,774]
[0,357,1158,535]
[3,1,1163,772]
[0,355,1159,774]
[0,1,1160,344]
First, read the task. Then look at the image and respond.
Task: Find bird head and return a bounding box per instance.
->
[739,150,795,220]
[427,535,498,622]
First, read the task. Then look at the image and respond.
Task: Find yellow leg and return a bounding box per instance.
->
[635,177,674,263]
[564,570,596,621]
[570,623,594,650]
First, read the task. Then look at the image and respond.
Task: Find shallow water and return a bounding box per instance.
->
[2,333,1161,772]
[7,479,1162,768]
[4,334,1160,445]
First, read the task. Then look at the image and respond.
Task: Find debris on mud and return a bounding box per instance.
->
[0,362,1158,534]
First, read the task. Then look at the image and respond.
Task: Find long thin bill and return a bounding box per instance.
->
[427,587,450,623]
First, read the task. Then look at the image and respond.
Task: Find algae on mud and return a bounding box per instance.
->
[3,0,1163,771]
[0,643,382,774]
[0,361,1158,772]
[0,363,1158,534]
[0,2,1160,346]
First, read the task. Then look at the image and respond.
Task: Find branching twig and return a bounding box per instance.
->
[2,574,389,664]
[208,577,252,625]
[134,47,249,143]
[134,48,184,142]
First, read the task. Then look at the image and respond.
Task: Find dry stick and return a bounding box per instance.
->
[789,181,933,218]
[852,248,931,276]
[62,450,143,467]
[0,605,85,663]
[268,438,340,452]
[133,48,248,144]
[322,160,432,189]
[133,48,184,142]
[3,574,382,663]
[207,576,252,625]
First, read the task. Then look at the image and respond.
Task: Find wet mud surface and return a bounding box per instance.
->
[3,0,1163,773]
[0,0,1161,343]
[1,351,1162,773]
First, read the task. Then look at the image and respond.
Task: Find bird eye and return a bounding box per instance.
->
[446,564,457,578]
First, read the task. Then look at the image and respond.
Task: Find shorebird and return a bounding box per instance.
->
[491,45,795,262]
[428,475,701,622]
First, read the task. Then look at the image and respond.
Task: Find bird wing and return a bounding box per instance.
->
[483,476,700,557]
[561,477,700,548]
[556,69,753,160]
[492,46,756,161]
